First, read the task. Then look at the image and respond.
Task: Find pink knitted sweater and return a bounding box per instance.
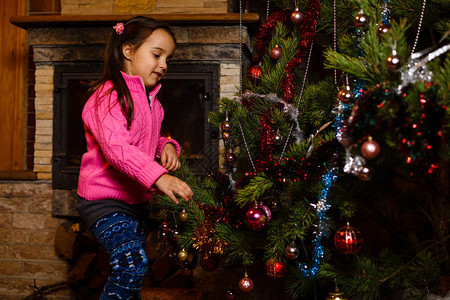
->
[77,72,180,204]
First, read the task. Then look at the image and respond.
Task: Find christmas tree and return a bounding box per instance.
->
[155,0,449,299]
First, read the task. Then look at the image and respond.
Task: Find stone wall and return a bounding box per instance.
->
[61,0,231,15]
[0,181,69,300]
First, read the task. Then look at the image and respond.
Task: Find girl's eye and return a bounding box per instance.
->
[153,53,160,58]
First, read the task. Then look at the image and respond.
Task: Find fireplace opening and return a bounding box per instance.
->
[52,62,220,190]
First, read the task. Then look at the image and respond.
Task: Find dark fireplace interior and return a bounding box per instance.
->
[52,62,220,190]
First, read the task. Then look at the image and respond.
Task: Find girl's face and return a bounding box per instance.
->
[122,28,175,89]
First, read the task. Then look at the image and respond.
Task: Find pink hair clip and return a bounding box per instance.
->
[113,23,124,35]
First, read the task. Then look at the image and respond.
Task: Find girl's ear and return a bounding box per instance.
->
[122,43,134,61]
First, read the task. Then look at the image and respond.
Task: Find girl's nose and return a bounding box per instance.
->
[160,60,167,70]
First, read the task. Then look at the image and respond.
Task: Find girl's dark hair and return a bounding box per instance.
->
[91,16,176,129]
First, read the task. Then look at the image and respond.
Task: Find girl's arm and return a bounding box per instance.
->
[84,93,168,191]
[156,136,181,157]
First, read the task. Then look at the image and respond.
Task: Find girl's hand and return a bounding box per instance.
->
[161,143,181,171]
[154,174,193,204]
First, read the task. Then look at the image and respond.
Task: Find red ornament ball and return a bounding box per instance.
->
[337,85,354,103]
[157,230,168,241]
[386,52,403,70]
[248,64,262,83]
[285,243,299,260]
[290,8,305,24]
[265,259,287,279]
[361,138,380,159]
[222,131,231,141]
[225,289,237,299]
[377,24,390,37]
[334,223,363,255]
[200,253,220,271]
[354,11,368,27]
[221,120,232,132]
[270,45,283,60]
[274,133,283,146]
[239,274,254,292]
[358,165,373,181]
[244,204,268,230]
[225,151,237,164]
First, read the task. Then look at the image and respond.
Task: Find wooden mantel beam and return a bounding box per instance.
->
[10,13,260,29]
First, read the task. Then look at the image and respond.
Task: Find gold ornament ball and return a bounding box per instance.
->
[179,209,189,222]
[178,249,188,261]
[326,286,348,300]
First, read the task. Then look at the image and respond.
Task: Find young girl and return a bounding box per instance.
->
[77,16,193,299]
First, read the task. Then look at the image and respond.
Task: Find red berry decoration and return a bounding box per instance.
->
[285,243,299,260]
[244,204,268,230]
[361,137,380,159]
[334,222,363,255]
[248,64,262,83]
[238,274,254,292]
[265,259,287,279]
[290,7,305,24]
[354,10,368,27]
[200,253,220,271]
[270,45,283,60]
[337,85,354,103]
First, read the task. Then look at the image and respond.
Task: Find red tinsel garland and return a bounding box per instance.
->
[259,109,276,164]
[252,2,321,103]
[255,10,291,56]
[283,0,321,103]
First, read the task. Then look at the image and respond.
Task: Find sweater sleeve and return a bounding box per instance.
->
[84,92,167,190]
[156,137,181,158]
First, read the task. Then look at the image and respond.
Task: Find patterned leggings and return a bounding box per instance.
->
[91,213,148,300]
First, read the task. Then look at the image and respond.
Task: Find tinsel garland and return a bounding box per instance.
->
[192,219,228,254]
[254,10,291,56]
[252,0,321,103]
[283,0,321,103]
[298,164,338,277]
